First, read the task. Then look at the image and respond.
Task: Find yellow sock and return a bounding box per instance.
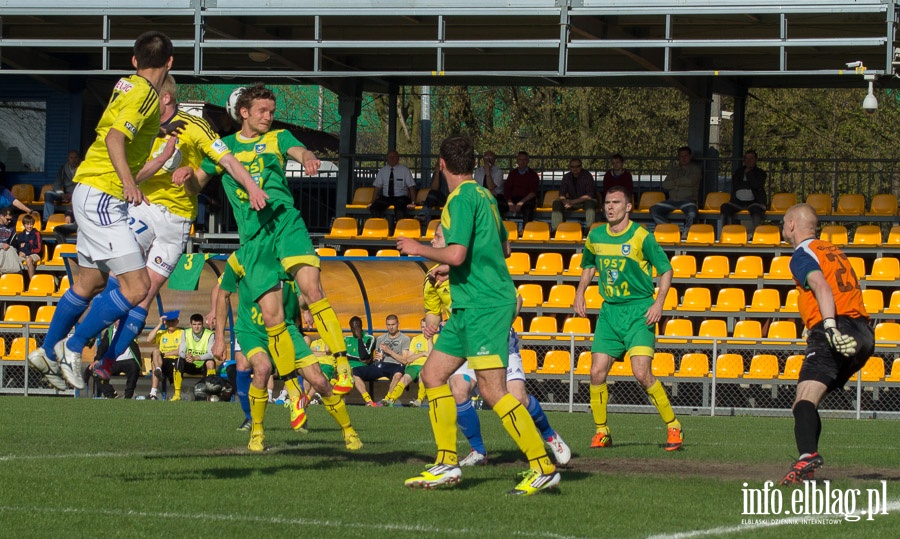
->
[206,368,215,376]
[590,383,609,434]
[249,385,268,428]
[493,393,555,475]
[266,322,296,378]
[646,380,676,425]
[173,371,182,398]
[417,381,426,401]
[387,381,406,401]
[361,392,372,403]
[308,298,346,355]
[284,377,302,400]
[322,394,352,430]
[425,385,458,466]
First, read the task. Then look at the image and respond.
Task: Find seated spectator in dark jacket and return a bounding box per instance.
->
[720,150,768,233]
[504,151,540,222]
[13,213,42,279]
[602,153,634,202]
[552,158,598,230]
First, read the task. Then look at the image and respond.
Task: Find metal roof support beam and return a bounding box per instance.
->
[337,87,362,216]
[731,90,748,168]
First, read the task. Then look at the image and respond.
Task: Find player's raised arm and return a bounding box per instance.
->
[287,145,321,177]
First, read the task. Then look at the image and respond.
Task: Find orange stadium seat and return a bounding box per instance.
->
[36,184,53,204]
[346,187,375,210]
[390,218,422,239]
[517,284,544,307]
[782,289,800,312]
[608,358,634,377]
[634,191,665,214]
[654,224,681,245]
[652,353,676,377]
[805,193,832,215]
[325,217,358,239]
[852,225,883,245]
[0,274,24,295]
[715,354,744,379]
[868,257,900,281]
[506,252,531,275]
[732,256,764,279]
[537,350,571,375]
[767,320,798,344]
[730,320,762,345]
[520,349,538,374]
[0,304,30,329]
[374,249,400,257]
[746,354,779,380]
[886,359,900,383]
[575,351,592,375]
[674,353,709,378]
[719,225,748,245]
[4,337,36,361]
[531,252,564,276]
[695,319,727,345]
[697,255,729,279]
[543,284,576,309]
[862,289,884,313]
[676,287,711,312]
[669,255,697,279]
[701,191,730,213]
[745,288,781,313]
[751,225,781,246]
[43,213,69,233]
[874,322,900,347]
[527,316,558,340]
[512,316,524,334]
[502,220,519,242]
[553,222,583,243]
[867,194,899,217]
[47,243,77,266]
[357,218,390,240]
[885,291,900,314]
[11,184,34,204]
[563,253,583,276]
[520,222,550,242]
[834,194,865,216]
[343,248,368,257]
[560,317,591,339]
[659,319,693,344]
[537,190,559,213]
[820,225,848,246]
[886,226,900,246]
[779,355,805,380]
[21,274,56,297]
[849,357,885,382]
[848,257,866,282]
[584,286,605,310]
[53,275,70,297]
[764,256,792,280]
[768,193,798,216]
[711,288,746,312]
[685,224,715,245]
[33,305,55,329]
[316,247,337,257]
[424,219,441,239]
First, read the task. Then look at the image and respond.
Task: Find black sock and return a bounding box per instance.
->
[793,400,821,456]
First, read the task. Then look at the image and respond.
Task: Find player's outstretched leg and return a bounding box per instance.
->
[457,399,487,466]
[492,393,559,495]
[646,380,682,451]
[589,383,612,448]
[405,384,461,489]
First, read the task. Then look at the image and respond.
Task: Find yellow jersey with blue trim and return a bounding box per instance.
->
[423,263,452,317]
[141,110,230,219]
[75,75,161,199]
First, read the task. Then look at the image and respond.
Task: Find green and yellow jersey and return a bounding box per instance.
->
[441,180,516,309]
[580,221,672,305]
[200,129,303,241]
[143,110,230,219]
[76,75,161,199]
[310,338,335,369]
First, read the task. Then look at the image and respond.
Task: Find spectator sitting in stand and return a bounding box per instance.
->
[13,213,42,279]
[44,150,80,222]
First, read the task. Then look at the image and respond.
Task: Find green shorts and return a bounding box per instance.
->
[320,364,336,381]
[241,207,319,301]
[591,298,656,359]
[434,304,516,370]
[404,364,423,382]
[234,323,315,371]
[234,328,268,364]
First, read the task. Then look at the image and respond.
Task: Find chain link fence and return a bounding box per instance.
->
[0,324,75,396]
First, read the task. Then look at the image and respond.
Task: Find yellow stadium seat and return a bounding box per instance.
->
[715,354,744,379]
[849,357,885,382]
[512,316,524,334]
[33,305,55,329]
[685,224,715,245]
[0,304,30,329]
[47,243,77,266]
[867,193,899,217]
[53,275,70,297]
[357,218,390,240]
[0,273,24,295]
[502,220,519,242]
[874,322,900,347]
[676,287,711,312]
[862,289,884,313]
[537,350,571,374]
[343,248,368,257]
[697,255,729,279]
[782,288,800,312]
[659,318,693,344]
[659,287,677,311]
[885,291,900,314]
[315,247,337,257]
[769,193,798,215]
[805,193,832,215]
[413,188,432,210]
[531,252,564,276]
[852,225,883,245]
[375,249,400,257]
[751,225,781,246]
[15,213,41,233]
[537,190,559,212]
[732,256,764,279]
[608,358,634,377]
[834,194,865,216]
[544,284,576,309]
[730,320,762,345]
[886,226,900,246]
[669,255,697,279]
[43,213,69,233]
[848,257,865,282]
[719,224,748,245]
[517,284,544,307]
[564,253,583,276]
[424,219,441,239]
[779,355,805,380]
[36,184,53,204]
[390,218,422,239]
[506,252,531,275]
[520,349,538,373]
[765,256,792,280]
[654,223,681,245]
[346,187,375,210]
[886,359,900,383]
[325,217,358,239]
[520,221,550,242]
[820,225,848,246]
[746,354,779,380]
[553,222,583,243]
[21,274,56,297]
[702,191,730,212]
[869,258,900,281]
[634,191,666,213]
[527,316,558,340]
[746,288,781,313]
[711,288,746,312]
[695,319,727,345]
[767,320,798,344]
[575,351,592,375]
[4,337,36,361]
[674,353,709,378]
[584,286,605,310]
[560,316,591,340]
[652,352,676,377]
[11,183,34,204]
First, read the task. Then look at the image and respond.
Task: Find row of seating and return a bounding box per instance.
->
[326,217,587,243]
[668,254,899,281]
[0,274,70,297]
[0,305,55,328]
[657,223,900,247]
[522,349,895,382]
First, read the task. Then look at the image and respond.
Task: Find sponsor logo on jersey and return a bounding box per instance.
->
[621,244,631,256]
[212,139,228,154]
[124,122,137,135]
[114,79,134,92]
[255,144,266,153]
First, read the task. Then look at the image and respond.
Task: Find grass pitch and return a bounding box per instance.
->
[0,396,898,539]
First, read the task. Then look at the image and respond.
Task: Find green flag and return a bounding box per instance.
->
[168,253,209,291]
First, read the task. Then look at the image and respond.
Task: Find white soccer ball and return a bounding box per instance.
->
[208,394,220,403]
[226,87,246,123]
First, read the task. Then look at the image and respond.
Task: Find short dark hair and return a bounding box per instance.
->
[0,208,12,217]
[611,153,624,162]
[349,316,362,326]
[22,214,35,225]
[745,149,758,158]
[133,31,173,70]
[606,185,633,201]
[237,83,277,117]
[677,146,692,156]
[386,314,399,323]
[190,313,204,323]
[439,135,476,175]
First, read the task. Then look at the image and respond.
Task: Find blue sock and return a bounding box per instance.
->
[236,368,252,420]
[67,287,135,354]
[527,395,554,440]
[43,289,90,361]
[457,400,485,455]
[104,306,148,361]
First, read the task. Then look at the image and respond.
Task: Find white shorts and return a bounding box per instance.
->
[128,202,191,278]
[451,352,525,384]
[73,183,145,274]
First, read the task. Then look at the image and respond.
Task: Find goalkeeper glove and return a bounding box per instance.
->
[823,318,857,356]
